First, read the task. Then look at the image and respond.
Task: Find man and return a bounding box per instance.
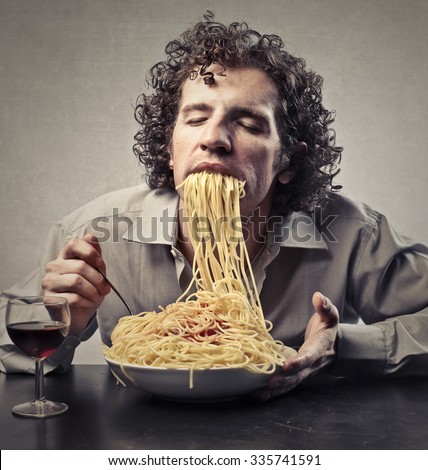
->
[1,14,427,400]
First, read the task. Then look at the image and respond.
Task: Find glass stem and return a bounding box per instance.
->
[35,359,45,402]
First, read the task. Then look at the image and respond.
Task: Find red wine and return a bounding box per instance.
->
[7,321,68,359]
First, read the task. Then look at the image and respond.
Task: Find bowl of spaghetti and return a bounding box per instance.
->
[105,357,277,402]
[103,172,297,402]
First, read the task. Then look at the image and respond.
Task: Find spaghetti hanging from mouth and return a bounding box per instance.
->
[104,171,295,387]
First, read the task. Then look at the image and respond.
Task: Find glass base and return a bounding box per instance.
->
[12,398,68,418]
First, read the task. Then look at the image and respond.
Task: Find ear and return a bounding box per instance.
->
[278,170,295,184]
[167,142,174,170]
[292,141,308,158]
[277,141,307,185]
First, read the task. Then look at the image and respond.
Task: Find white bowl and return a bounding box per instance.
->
[105,357,272,402]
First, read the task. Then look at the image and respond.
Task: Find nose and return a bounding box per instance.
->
[199,120,232,155]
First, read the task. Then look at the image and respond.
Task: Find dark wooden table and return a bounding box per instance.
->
[1,365,427,450]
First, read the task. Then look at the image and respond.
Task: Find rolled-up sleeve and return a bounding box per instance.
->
[332,212,428,377]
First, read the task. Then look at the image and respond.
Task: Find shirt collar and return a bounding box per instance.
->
[123,189,327,250]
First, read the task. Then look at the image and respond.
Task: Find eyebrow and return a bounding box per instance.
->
[179,103,213,115]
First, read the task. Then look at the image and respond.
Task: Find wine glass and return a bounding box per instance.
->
[6,296,71,418]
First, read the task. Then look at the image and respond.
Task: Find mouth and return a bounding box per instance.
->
[191,162,240,180]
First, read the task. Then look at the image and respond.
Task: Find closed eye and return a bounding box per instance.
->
[186,116,209,126]
[237,120,263,134]
[180,103,212,127]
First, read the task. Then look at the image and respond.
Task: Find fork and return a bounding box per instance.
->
[96,267,134,316]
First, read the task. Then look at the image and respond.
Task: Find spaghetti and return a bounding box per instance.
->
[104,172,295,386]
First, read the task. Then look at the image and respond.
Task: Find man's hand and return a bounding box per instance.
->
[259,292,339,401]
[41,233,110,336]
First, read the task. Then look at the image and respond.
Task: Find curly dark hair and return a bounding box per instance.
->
[133,12,342,214]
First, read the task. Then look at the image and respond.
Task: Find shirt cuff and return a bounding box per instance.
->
[0,335,81,374]
[330,323,387,377]
[79,313,98,342]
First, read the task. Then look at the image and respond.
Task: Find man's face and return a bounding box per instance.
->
[169,66,287,216]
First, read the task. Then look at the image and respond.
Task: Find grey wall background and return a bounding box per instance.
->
[1,0,427,364]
